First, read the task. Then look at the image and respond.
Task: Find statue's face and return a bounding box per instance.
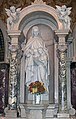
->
[32,26,39,37]
[61,5,66,12]
[38,48,43,54]
[10,6,16,13]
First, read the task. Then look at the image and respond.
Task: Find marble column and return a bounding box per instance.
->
[66,39,75,115]
[72,38,76,61]
[58,49,67,112]
[66,39,72,110]
[9,47,18,109]
[55,30,69,116]
[8,31,21,110]
[66,61,71,109]
[54,41,58,104]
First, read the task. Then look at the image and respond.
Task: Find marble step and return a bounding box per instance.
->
[0,117,26,119]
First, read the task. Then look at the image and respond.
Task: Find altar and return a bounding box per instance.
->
[5,0,75,119]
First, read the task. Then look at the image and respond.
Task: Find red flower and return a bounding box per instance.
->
[28,81,46,94]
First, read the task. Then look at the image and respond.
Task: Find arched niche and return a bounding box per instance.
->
[20,24,55,103]
[19,11,58,32]
[17,4,61,104]
[13,4,62,30]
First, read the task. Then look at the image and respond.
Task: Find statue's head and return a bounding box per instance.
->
[61,5,66,12]
[32,26,39,37]
[38,47,43,54]
[10,6,16,13]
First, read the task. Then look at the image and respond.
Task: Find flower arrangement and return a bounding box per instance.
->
[28,81,46,94]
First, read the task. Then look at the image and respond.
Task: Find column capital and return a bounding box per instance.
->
[57,44,67,52]
[7,30,21,46]
[7,30,21,38]
[55,29,69,38]
[9,44,19,52]
[55,30,69,52]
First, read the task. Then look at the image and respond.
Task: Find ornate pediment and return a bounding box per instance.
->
[31,0,46,5]
[0,0,75,30]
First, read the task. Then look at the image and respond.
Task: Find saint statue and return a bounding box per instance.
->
[24,26,50,90]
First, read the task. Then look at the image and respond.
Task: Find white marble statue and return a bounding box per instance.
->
[56,5,72,30]
[5,6,21,30]
[24,26,50,89]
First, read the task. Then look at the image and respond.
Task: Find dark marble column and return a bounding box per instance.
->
[9,46,18,110]
[8,31,21,111]
[0,64,9,115]
[71,62,76,110]
[58,48,67,112]
[55,30,69,115]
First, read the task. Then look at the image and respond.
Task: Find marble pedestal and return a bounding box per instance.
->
[23,104,48,119]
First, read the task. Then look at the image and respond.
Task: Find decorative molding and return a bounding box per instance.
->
[0,0,75,30]
[31,0,46,5]
[58,45,67,52]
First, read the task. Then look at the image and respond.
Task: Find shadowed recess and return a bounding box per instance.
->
[0,29,5,62]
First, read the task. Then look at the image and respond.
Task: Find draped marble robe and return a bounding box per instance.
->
[24,26,50,90]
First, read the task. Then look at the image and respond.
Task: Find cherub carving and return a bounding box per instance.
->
[56,5,72,30]
[5,6,21,30]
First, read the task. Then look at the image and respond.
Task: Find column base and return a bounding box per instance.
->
[46,104,57,118]
[69,107,76,115]
[57,113,69,119]
[19,104,26,118]
[5,110,17,118]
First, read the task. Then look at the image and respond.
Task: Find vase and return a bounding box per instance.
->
[35,94,41,104]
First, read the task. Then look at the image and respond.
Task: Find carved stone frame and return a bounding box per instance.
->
[7,2,73,115]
